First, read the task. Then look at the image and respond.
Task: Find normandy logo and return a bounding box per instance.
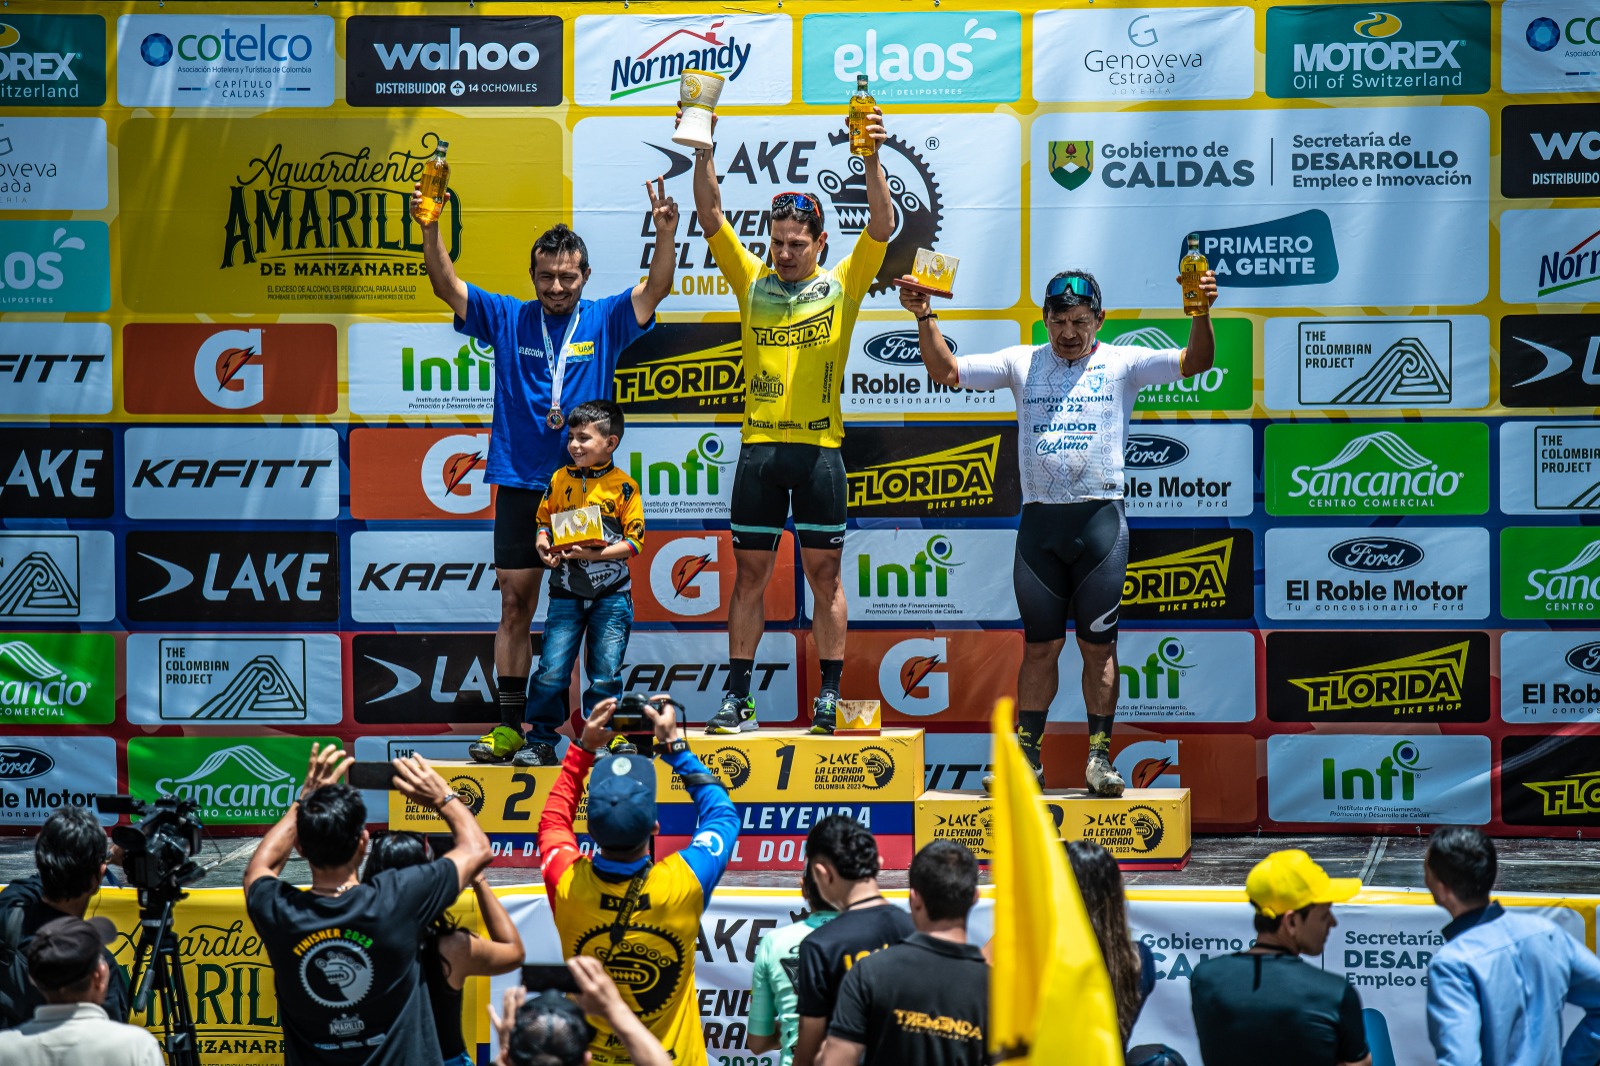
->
[1266,424,1488,516]
[1536,227,1600,300]
[1123,539,1232,613]
[848,437,999,512]
[612,332,745,412]
[1266,1,1490,98]
[1290,641,1469,717]
[130,737,334,824]
[0,633,111,724]
[0,551,78,617]
[1048,140,1093,191]
[608,19,752,100]
[1504,529,1600,619]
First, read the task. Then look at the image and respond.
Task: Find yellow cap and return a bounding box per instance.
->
[1245,850,1361,919]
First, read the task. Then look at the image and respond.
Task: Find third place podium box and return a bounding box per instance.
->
[914,788,1191,870]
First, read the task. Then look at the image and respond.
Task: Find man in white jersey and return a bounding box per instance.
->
[898,268,1217,795]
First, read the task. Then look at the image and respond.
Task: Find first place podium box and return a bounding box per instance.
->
[915,788,1192,871]
[392,730,925,871]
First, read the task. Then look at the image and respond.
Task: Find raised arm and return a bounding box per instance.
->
[412,185,468,320]
[439,875,527,987]
[692,144,725,238]
[632,176,679,327]
[862,108,895,243]
[393,753,493,891]
[897,284,958,387]
[1179,270,1218,377]
[243,742,352,892]
[538,700,615,896]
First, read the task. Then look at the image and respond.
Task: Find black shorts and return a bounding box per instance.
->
[1014,500,1128,645]
[493,486,552,571]
[729,443,847,552]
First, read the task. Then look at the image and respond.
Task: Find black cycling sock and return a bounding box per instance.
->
[819,659,844,699]
[496,676,528,731]
[727,658,755,698]
[1017,710,1047,768]
[1087,713,1115,755]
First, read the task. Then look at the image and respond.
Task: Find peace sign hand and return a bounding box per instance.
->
[646,175,679,236]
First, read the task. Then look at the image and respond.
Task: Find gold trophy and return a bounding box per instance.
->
[671,69,725,151]
[893,248,959,299]
[550,505,606,550]
[835,699,882,737]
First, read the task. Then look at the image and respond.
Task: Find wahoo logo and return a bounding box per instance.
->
[612,342,744,407]
[190,657,306,720]
[752,307,835,349]
[1290,641,1469,716]
[672,553,712,598]
[847,437,1000,510]
[1122,539,1232,610]
[608,20,751,99]
[1538,228,1600,299]
[1521,771,1600,817]
[367,24,543,71]
[901,654,942,699]
[0,551,78,617]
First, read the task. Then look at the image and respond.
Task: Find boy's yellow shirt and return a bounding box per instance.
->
[535,460,645,599]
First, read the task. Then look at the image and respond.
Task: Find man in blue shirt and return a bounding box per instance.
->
[413,179,680,767]
[1425,826,1600,1066]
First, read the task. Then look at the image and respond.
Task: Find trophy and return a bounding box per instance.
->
[893,248,959,299]
[671,69,725,151]
[550,505,606,550]
[835,699,882,737]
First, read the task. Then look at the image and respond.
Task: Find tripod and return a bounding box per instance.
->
[127,892,201,1066]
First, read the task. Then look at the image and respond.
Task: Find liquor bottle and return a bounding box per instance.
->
[1180,232,1208,317]
[848,75,875,157]
[413,141,450,225]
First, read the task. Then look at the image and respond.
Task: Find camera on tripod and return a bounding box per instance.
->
[94,794,206,900]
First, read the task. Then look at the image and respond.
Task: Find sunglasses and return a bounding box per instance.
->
[772,191,824,224]
[1045,274,1098,300]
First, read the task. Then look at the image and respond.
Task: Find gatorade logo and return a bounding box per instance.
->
[421,433,491,515]
[878,637,948,717]
[649,536,720,618]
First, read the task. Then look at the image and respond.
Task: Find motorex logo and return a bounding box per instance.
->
[801,11,1021,103]
[1190,211,1338,289]
[0,15,107,107]
[1265,423,1489,516]
[0,223,108,312]
[1266,1,1490,98]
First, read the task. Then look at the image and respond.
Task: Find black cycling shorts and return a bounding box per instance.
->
[493,486,552,571]
[729,443,847,552]
[1014,499,1128,645]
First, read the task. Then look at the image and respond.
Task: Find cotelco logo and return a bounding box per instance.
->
[345,16,562,107]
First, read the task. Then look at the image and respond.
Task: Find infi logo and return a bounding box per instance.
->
[0,15,107,107]
[1265,423,1488,516]
[623,430,737,520]
[0,633,112,725]
[836,530,1018,622]
[1502,527,1600,619]
[1325,739,1427,802]
[1266,2,1490,98]
[801,11,1021,103]
[1121,638,1190,702]
[128,737,338,825]
[576,14,790,106]
[1055,631,1258,723]
[0,222,109,312]
[858,534,958,601]
[347,323,494,417]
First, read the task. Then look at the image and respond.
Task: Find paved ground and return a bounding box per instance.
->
[7,832,1600,895]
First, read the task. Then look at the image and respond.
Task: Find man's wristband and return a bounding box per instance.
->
[655,737,690,756]
[434,792,460,812]
[917,312,937,322]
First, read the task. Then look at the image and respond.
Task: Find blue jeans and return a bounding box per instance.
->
[525,592,633,745]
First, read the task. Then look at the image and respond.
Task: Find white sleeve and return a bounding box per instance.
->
[957,345,1024,392]
[1126,345,1185,390]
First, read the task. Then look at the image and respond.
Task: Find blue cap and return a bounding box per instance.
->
[586,753,657,849]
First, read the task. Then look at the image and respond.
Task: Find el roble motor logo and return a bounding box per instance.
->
[125,530,338,624]
[346,16,562,107]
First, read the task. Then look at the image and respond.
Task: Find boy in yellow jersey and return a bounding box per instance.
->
[687,109,897,736]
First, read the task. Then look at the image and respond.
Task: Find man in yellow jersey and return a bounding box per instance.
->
[688,110,896,736]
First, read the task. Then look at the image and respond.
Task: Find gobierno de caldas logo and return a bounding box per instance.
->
[1265,423,1487,516]
[1266,2,1490,98]
[1503,528,1600,619]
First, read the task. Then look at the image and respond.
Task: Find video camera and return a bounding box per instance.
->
[612,692,685,734]
[95,794,206,902]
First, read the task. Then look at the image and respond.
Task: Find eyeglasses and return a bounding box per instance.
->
[1045,274,1098,300]
[772,191,824,224]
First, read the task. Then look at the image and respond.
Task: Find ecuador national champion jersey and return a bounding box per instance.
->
[707,221,886,448]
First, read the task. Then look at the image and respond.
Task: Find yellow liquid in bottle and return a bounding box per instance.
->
[1181,242,1209,317]
[414,151,450,225]
[848,80,875,157]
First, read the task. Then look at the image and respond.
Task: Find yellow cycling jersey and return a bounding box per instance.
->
[707,220,886,448]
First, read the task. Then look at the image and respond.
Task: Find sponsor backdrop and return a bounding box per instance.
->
[3,0,1600,849]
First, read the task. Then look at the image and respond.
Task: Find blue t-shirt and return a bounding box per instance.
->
[454,283,650,491]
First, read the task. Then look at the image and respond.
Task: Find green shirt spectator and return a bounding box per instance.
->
[748,909,837,1065]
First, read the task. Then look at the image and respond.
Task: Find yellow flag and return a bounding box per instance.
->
[988,697,1125,1065]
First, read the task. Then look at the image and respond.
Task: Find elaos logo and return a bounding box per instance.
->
[1048,141,1093,192]
[751,307,835,349]
[879,637,948,716]
[704,747,751,790]
[421,432,490,515]
[0,226,83,294]
[857,535,958,601]
[1123,538,1232,611]
[847,437,999,511]
[649,536,719,617]
[613,344,744,406]
[1322,740,1427,802]
[628,433,734,499]
[1289,431,1460,505]
[195,328,264,410]
[1289,641,1469,716]
[1522,770,1600,817]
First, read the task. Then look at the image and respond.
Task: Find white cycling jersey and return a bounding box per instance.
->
[958,340,1184,504]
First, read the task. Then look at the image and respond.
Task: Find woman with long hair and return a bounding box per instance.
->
[363,832,525,1066]
[1068,838,1157,1049]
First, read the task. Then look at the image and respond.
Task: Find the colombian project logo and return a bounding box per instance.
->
[0,15,107,107]
[800,10,1021,104]
[1266,1,1490,98]
[1265,423,1488,516]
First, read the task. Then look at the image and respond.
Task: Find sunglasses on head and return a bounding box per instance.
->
[772,191,824,224]
[1045,274,1097,300]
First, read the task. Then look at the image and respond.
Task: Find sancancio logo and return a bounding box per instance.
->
[1124,434,1188,469]
[1565,641,1600,675]
[865,330,954,367]
[1525,539,1600,610]
[0,746,53,779]
[1328,537,1425,573]
[156,744,298,810]
[1288,431,1462,504]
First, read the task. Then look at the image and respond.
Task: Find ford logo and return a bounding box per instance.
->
[864,331,955,366]
[0,747,55,780]
[1124,435,1188,469]
[1565,641,1600,675]
[1328,537,1424,573]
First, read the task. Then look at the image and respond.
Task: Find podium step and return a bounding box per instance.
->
[915,787,1192,870]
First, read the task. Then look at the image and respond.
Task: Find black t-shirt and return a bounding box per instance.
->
[0,875,130,1026]
[795,903,916,1019]
[246,859,460,1066]
[828,932,988,1066]
[1189,951,1367,1066]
